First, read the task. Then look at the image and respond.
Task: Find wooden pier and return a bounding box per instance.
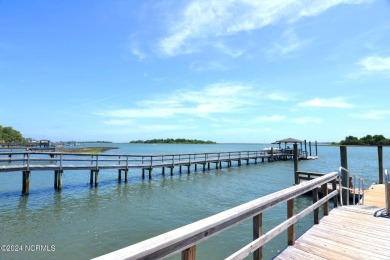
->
[0,149,297,195]
[275,204,390,259]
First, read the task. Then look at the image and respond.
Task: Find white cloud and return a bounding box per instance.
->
[359,56,390,72]
[190,61,230,72]
[351,110,390,120]
[297,97,355,108]
[266,91,293,101]
[266,29,307,57]
[158,0,369,56]
[96,83,261,121]
[102,119,135,126]
[291,116,324,124]
[253,115,287,123]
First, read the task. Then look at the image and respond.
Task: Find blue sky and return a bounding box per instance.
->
[1,0,390,143]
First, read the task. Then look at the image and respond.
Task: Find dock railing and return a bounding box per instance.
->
[0,150,273,171]
[338,166,365,206]
[93,172,339,260]
[385,169,390,215]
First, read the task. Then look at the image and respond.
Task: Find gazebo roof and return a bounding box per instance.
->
[274,138,303,144]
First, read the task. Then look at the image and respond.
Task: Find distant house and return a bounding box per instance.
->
[39,140,50,148]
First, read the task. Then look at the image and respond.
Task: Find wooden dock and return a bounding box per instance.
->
[275,183,389,260]
[275,205,390,260]
[0,149,298,195]
[363,184,386,208]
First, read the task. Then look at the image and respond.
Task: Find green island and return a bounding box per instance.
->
[130,138,216,144]
[333,134,390,145]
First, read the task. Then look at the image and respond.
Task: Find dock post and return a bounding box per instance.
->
[312,187,319,224]
[309,141,312,156]
[162,167,165,176]
[124,169,128,182]
[378,145,383,184]
[149,169,152,180]
[90,170,99,186]
[170,167,174,176]
[315,141,318,156]
[385,170,390,215]
[332,179,338,208]
[22,170,31,195]
[340,146,348,205]
[54,171,58,190]
[118,169,122,182]
[253,213,263,260]
[57,170,63,190]
[293,144,298,185]
[94,170,99,187]
[287,199,295,245]
[181,245,196,260]
[321,183,329,216]
[142,169,145,179]
[54,170,63,190]
[304,140,307,159]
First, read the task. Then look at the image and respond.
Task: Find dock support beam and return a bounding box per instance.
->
[54,170,63,190]
[340,146,348,205]
[118,169,128,182]
[22,170,31,195]
[181,245,196,260]
[253,213,263,260]
[293,144,299,185]
[287,199,295,245]
[378,145,383,184]
[90,170,99,187]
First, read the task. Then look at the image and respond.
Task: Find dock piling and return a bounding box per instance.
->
[293,144,298,185]
[22,170,30,195]
[54,170,63,190]
[378,145,383,184]
[340,146,348,205]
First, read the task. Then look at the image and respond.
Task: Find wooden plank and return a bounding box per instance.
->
[275,246,327,260]
[278,206,390,259]
[308,227,390,256]
[300,233,388,259]
[310,225,390,249]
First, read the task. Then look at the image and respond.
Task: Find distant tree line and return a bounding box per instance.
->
[130,138,216,144]
[0,125,25,143]
[337,135,390,145]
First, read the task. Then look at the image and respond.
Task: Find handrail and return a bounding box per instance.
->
[385,169,390,215]
[338,166,365,206]
[93,172,339,260]
[0,149,288,172]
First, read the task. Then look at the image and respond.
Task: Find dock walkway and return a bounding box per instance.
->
[275,204,390,260]
[276,182,390,260]
[0,149,297,195]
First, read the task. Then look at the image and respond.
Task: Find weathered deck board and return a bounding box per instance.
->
[363,184,386,208]
[275,205,390,260]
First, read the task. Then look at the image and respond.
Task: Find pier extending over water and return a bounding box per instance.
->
[0,148,301,195]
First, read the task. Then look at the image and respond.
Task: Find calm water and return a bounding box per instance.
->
[0,143,389,259]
